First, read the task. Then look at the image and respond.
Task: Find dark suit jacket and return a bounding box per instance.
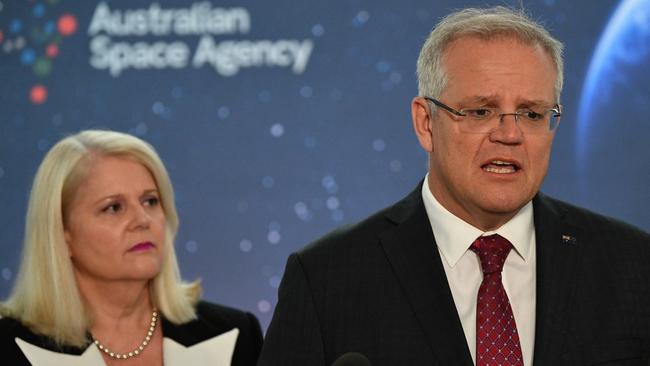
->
[0,301,263,365]
[258,183,650,366]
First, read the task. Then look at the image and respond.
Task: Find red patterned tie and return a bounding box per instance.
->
[470,234,524,366]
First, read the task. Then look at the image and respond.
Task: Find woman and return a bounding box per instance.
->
[0,130,263,365]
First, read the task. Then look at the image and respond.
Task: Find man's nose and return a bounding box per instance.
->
[490,113,524,143]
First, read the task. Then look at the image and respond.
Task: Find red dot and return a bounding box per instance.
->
[30,85,48,104]
[46,43,59,58]
[0,30,4,43]
[57,14,77,36]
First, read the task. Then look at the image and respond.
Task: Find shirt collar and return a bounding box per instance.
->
[421,174,534,267]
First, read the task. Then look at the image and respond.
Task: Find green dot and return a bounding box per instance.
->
[33,58,52,77]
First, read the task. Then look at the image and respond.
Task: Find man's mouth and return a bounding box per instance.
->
[482,160,520,174]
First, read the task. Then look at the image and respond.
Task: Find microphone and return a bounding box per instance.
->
[331,352,372,366]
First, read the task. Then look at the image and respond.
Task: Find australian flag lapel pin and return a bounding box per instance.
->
[561,234,577,245]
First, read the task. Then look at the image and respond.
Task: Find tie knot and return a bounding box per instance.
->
[470,234,512,274]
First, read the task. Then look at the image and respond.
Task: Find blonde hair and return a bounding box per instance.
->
[417,6,564,102]
[1,130,201,347]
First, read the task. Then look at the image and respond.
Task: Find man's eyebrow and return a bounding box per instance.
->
[457,95,498,105]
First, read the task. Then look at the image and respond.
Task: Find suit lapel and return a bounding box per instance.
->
[379,185,473,366]
[532,193,581,365]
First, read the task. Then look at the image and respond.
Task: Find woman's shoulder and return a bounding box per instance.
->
[195,301,260,330]
[0,316,87,365]
[164,300,262,341]
[162,301,263,366]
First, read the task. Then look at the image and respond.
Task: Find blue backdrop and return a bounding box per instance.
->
[1,0,648,330]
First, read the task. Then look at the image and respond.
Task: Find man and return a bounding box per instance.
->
[258,7,650,366]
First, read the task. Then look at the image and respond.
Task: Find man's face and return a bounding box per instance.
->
[413,35,558,230]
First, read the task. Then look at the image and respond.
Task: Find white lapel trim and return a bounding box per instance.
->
[15,337,106,366]
[163,328,239,366]
[15,328,239,366]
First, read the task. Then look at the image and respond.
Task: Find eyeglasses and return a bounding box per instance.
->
[423,97,562,135]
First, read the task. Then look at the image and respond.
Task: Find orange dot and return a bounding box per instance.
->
[30,85,48,104]
[46,43,59,58]
[57,14,77,36]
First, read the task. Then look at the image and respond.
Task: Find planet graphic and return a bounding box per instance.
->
[577,0,650,230]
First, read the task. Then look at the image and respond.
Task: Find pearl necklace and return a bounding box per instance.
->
[92,308,158,360]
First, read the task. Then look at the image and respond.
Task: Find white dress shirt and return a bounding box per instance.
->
[421,176,536,366]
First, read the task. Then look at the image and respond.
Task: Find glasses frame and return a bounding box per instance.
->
[423,96,563,133]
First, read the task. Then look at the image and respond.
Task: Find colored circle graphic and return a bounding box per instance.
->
[57,14,77,36]
[576,0,650,226]
[33,58,52,76]
[46,43,58,58]
[30,85,47,104]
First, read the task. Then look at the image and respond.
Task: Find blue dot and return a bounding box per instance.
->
[270,123,284,137]
[152,101,165,115]
[257,300,271,313]
[262,175,274,188]
[300,86,313,98]
[217,106,230,119]
[37,139,49,151]
[544,0,555,5]
[326,196,340,210]
[10,19,22,33]
[269,275,281,288]
[20,49,35,65]
[258,90,272,103]
[239,239,252,252]
[134,122,148,136]
[267,230,281,244]
[294,202,312,221]
[185,240,198,253]
[268,221,281,231]
[171,86,184,99]
[43,21,55,34]
[0,167,5,179]
[352,10,370,28]
[376,60,391,73]
[312,24,324,37]
[1,268,12,281]
[321,175,338,194]
[372,138,386,152]
[32,3,45,18]
[304,136,316,148]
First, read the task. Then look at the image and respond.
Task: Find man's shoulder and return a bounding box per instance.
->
[297,184,424,260]
[537,193,650,243]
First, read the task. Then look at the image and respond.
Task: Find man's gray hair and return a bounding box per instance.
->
[416,6,564,102]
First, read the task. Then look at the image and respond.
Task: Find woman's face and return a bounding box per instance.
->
[64,155,166,285]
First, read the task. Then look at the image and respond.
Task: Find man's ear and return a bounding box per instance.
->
[411,97,434,152]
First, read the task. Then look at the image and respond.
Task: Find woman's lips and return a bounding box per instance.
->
[128,241,155,252]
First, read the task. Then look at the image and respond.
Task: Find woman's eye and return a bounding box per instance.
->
[102,203,121,213]
[144,197,160,207]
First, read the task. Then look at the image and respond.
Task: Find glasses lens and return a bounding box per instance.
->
[548,113,561,131]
